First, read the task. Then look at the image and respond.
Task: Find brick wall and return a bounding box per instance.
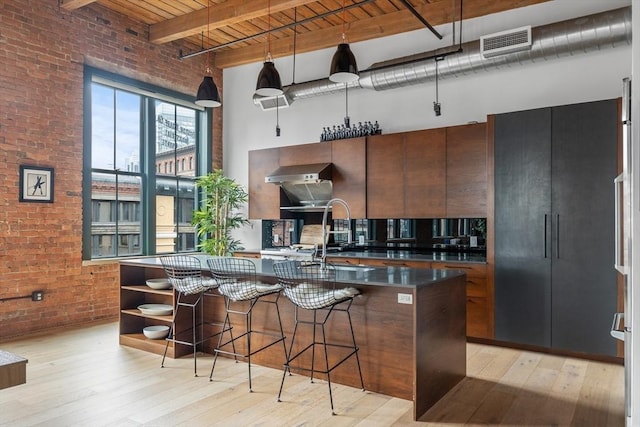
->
[0,0,223,339]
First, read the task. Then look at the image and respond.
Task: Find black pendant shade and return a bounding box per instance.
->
[255,61,283,96]
[195,76,221,108]
[329,43,359,83]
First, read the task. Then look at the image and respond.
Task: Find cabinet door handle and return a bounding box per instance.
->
[556,214,560,259]
[543,214,548,258]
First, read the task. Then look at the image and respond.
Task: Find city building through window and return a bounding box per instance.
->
[83,67,211,260]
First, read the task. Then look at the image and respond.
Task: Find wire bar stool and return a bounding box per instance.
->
[159,255,225,377]
[272,260,364,415]
[207,257,287,392]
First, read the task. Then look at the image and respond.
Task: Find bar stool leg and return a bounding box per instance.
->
[310,310,318,383]
[247,304,253,392]
[278,308,299,402]
[209,308,232,381]
[347,307,365,390]
[320,318,336,415]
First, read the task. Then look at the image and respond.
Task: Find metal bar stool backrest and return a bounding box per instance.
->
[208,257,279,301]
[160,255,214,295]
[273,261,359,310]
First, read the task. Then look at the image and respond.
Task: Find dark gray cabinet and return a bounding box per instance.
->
[494,99,618,356]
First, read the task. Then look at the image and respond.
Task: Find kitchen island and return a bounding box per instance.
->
[119,256,466,421]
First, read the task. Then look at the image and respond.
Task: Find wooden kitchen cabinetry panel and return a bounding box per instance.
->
[249,147,280,219]
[466,297,491,338]
[432,262,491,338]
[405,129,446,218]
[279,141,331,166]
[367,124,487,219]
[367,133,405,218]
[493,99,618,356]
[446,123,488,218]
[120,263,181,358]
[363,258,431,269]
[325,256,361,266]
[331,137,366,219]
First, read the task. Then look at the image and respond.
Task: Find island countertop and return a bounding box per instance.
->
[235,248,486,264]
[121,255,466,288]
[119,255,467,421]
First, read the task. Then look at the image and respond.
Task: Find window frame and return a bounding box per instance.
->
[82,66,212,260]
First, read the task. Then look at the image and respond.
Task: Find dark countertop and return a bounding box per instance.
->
[237,248,486,264]
[120,255,465,289]
[327,249,486,264]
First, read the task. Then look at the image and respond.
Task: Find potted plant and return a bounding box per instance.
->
[192,169,250,256]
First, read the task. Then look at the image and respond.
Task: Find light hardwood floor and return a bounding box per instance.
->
[0,321,625,426]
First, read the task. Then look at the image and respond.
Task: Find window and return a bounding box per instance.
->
[83,67,211,260]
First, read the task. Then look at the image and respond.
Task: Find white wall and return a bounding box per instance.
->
[223,0,631,250]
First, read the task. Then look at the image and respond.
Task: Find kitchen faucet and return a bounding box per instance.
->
[320,198,352,269]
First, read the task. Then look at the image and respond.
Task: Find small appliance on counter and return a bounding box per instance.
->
[260,224,329,261]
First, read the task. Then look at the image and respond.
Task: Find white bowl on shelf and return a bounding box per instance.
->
[143,325,170,339]
[146,278,172,290]
[137,304,173,316]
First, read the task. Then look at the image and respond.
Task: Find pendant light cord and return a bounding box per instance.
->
[206,0,211,73]
[292,7,297,84]
[276,96,281,136]
[341,0,346,42]
[267,0,272,60]
[435,58,439,102]
[344,83,350,128]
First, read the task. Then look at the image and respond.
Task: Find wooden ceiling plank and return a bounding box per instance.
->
[102,0,172,23]
[150,0,319,44]
[60,0,98,10]
[214,0,550,68]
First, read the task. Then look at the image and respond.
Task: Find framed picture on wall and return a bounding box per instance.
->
[19,165,54,203]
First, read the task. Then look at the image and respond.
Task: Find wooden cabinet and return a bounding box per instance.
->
[366,133,405,218]
[249,147,280,219]
[325,256,361,266]
[331,137,366,218]
[249,123,488,220]
[432,262,491,339]
[335,256,490,338]
[493,99,618,356]
[361,258,431,269]
[278,141,331,166]
[405,129,446,218]
[446,123,487,218]
[367,125,485,219]
[367,129,446,219]
[119,263,182,358]
[233,251,260,258]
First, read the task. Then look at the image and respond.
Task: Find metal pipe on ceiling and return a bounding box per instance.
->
[282,6,631,101]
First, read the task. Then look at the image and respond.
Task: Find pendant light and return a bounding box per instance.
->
[329,0,359,83]
[433,56,443,116]
[255,0,283,96]
[195,0,221,108]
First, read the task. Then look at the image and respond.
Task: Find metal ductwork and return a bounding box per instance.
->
[282,6,631,101]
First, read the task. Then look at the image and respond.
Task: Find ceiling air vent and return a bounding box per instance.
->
[253,91,293,111]
[480,26,532,58]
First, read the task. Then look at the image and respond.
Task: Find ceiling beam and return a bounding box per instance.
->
[60,0,98,10]
[150,0,318,45]
[213,0,550,69]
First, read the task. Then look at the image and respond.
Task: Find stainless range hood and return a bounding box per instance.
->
[265,163,333,211]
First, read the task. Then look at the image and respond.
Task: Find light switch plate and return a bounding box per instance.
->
[397,293,413,304]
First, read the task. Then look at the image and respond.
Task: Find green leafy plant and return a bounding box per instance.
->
[192,169,250,256]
